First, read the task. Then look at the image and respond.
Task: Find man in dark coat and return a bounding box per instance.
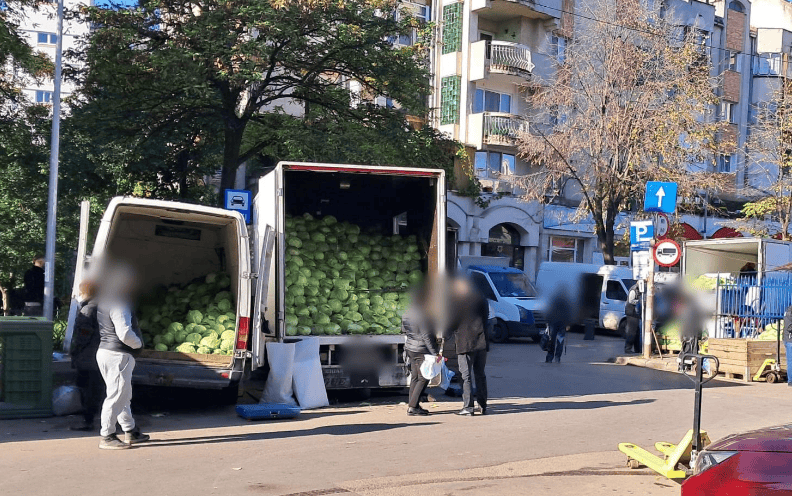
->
[450,276,489,416]
[22,255,45,316]
[70,280,105,431]
[545,288,572,363]
[624,283,642,354]
[402,288,440,416]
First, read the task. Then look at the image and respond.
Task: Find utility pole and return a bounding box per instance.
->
[643,243,655,358]
[43,0,64,320]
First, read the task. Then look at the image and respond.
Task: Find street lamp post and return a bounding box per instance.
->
[43,0,65,321]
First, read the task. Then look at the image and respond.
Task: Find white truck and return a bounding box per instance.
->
[459,257,547,343]
[65,162,447,393]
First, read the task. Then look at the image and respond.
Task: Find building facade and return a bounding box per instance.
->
[435,0,792,280]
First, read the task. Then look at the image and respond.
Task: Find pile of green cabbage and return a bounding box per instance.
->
[284,213,422,336]
[137,272,237,355]
[756,320,785,341]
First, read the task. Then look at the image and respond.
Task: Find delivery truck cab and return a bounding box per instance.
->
[463,261,546,343]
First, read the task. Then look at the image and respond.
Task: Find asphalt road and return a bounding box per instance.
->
[1,335,791,496]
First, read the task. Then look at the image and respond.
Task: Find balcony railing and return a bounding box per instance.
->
[753,53,791,78]
[490,41,534,75]
[483,113,530,144]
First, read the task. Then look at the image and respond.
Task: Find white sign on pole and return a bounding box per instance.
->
[655,214,670,238]
[632,250,650,280]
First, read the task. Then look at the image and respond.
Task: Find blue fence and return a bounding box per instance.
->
[714,271,792,339]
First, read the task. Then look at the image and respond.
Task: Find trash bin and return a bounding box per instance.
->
[0,317,53,419]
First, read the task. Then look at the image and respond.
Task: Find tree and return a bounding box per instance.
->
[514,0,721,264]
[735,79,792,240]
[72,0,431,205]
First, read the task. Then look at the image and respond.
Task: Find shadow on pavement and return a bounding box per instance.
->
[139,421,441,448]
[488,398,656,415]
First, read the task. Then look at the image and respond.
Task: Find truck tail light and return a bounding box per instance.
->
[236,317,251,350]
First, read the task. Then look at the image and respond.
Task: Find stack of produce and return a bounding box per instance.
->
[756,320,785,341]
[138,272,237,356]
[283,213,423,336]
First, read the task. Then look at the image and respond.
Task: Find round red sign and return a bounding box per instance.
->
[653,239,681,267]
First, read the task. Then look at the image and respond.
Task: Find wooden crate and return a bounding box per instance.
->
[707,339,787,382]
[138,349,233,367]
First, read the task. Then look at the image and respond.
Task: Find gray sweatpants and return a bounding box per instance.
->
[96,349,136,437]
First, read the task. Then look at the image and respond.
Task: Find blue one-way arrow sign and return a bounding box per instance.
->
[644,181,678,214]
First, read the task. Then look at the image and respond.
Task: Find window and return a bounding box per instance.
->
[482,224,524,270]
[548,236,585,263]
[717,154,734,173]
[605,280,627,301]
[475,151,515,177]
[489,272,537,298]
[35,90,52,103]
[441,2,463,54]
[473,89,511,113]
[439,76,461,125]
[726,52,738,71]
[37,32,57,45]
[470,272,497,301]
[551,35,568,64]
[719,101,737,123]
[728,0,745,13]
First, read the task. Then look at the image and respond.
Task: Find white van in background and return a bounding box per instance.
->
[535,262,636,335]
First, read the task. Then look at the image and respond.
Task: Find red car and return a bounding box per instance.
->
[682,424,792,495]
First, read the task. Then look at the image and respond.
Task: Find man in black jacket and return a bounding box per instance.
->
[450,276,489,416]
[70,280,105,431]
[22,255,45,316]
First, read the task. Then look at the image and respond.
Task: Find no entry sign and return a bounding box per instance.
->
[653,239,682,267]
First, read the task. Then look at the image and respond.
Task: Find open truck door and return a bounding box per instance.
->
[64,200,92,353]
[251,225,276,370]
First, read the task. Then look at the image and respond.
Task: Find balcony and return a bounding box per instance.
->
[471,0,562,21]
[753,53,792,79]
[467,112,530,149]
[470,41,555,84]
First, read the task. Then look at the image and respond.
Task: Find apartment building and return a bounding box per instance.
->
[17,0,91,106]
[436,0,792,278]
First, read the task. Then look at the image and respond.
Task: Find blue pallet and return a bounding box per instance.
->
[236,403,301,420]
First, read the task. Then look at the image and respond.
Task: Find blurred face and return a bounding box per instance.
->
[99,261,139,300]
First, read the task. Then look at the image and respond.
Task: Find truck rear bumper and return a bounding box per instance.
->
[506,321,544,338]
[133,361,242,389]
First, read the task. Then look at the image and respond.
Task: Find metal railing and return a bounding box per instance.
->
[713,271,792,339]
[489,41,534,75]
[483,113,530,142]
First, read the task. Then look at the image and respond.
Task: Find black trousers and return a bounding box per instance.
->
[625,316,640,352]
[75,369,105,424]
[458,350,487,410]
[406,350,430,408]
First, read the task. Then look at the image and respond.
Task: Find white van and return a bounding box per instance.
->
[535,262,636,334]
[65,197,253,393]
[461,258,547,343]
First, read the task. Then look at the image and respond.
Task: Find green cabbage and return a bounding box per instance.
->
[176,343,196,353]
[185,333,203,345]
[154,343,168,352]
[187,310,203,324]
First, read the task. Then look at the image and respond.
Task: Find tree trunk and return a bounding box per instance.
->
[218,124,245,206]
[597,208,617,265]
[0,285,7,316]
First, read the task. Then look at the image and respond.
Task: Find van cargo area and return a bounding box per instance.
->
[102,202,247,388]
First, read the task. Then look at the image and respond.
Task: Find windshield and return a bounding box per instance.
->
[489,272,537,298]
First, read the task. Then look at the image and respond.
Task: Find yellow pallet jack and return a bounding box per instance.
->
[753,321,788,383]
[618,354,720,480]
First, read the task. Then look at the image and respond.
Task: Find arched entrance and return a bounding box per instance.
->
[482,223,525,270]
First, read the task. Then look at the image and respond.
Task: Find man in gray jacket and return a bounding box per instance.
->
[95,265,150,450]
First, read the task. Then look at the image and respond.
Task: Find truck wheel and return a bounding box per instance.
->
[491,320,509,343]
[219,382,241,405]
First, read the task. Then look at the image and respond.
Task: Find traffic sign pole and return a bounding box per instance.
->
[643,243,655,359]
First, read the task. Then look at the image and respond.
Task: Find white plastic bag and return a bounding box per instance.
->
[53,385,83,416]
[420,354,443,380]
[438,364,455,390]
[291,338,329,409]
[262,342,298,406]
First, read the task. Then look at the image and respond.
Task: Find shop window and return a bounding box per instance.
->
[548,236,585,263]
[482,224,524,270]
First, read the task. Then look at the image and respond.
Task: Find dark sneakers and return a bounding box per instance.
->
[99,434,131,450]
[124,428,150,444]
[407,407,430,416]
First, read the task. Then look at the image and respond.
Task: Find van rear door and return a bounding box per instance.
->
[251,226,275,370]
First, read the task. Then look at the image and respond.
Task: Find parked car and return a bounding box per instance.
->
[681,424,792,496]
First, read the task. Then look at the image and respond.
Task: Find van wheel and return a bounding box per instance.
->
[491,320,509,343]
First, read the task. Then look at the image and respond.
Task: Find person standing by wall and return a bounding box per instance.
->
[450,276,489,416]
[22,255,45,316]
[70,280,105,431]
[95,263,149,450]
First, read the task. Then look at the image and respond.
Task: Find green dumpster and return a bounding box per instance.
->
[0,317,53,419]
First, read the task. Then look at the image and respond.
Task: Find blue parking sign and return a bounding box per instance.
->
[224,189,252,223]
[644,182,678,214]
[630,220,654,251]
